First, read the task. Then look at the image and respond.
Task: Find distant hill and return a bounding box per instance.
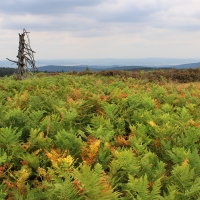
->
[172,62,200,69]
[1,58,200,68]
[37,62,200,72]
[33,58,200,67]
[37,65,150,72]
[37,65,157,72]
[37,65,92,72]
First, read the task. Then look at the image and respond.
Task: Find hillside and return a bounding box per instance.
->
[37,62,200,72]
[173,62,200,69]
[37,65,151,72]
[37,65,99,72]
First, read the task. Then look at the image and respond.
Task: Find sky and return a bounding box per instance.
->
[1,0,200,61]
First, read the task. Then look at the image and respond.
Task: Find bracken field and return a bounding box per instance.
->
[0,70,200,199]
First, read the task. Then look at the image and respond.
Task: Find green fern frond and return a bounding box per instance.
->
[0,149,7,165]
[163,185,177,200]
[54,129,83,157]
[44,176,80,200]
[28,128,52,149]
[28,110,46,128]
[86,124,115,142]
[0,184,7,199]
[171,163,199,198]
[184,177,200,199]
[126,174,149,200]
[140,152,165,180]
[149,178,162,199]
[0,127,22,149]
[12,183,46,200]
[180,126,200,149]
[109,149,141,177]
[102,102,119,121]
[168,147,200,175]
[72,163,119,199]
[21,153,40,169]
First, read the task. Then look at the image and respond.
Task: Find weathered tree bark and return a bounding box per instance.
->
[17,33,25,79]
[6,29,36,80]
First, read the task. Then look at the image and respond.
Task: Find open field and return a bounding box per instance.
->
[0,73,200,199]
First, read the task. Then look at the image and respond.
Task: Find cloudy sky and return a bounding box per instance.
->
[1,0,200,60]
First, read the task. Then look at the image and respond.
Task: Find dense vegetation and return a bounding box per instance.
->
[1,67,200,83]
[67,68,200,83]
[0,73,200,199]
[0,67,16,77]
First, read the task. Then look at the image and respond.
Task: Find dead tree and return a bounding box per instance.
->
[7,29,36,80]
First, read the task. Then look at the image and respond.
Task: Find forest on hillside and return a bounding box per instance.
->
[0,67,16,77]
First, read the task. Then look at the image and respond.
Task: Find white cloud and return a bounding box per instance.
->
[1,0,200,33]
[1,0,200,60]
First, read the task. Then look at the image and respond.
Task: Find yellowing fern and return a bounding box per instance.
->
[81,136,101,165]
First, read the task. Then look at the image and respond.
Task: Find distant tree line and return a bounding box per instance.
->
[0,67,16,77]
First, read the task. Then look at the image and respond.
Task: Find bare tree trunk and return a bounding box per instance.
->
[17,33,25,80]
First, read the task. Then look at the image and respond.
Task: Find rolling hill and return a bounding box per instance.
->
[37,62,200,72]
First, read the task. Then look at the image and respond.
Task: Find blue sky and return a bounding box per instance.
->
[1,0,200,60]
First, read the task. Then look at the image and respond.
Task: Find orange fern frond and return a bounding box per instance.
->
[81,137,101,165]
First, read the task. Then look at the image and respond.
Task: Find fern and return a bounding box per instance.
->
[72,163,119,199]
[44,175,80,200]
[0,127,22,150]
[126,174,150,199]
[170,163,200,199]
[4,107,29,129]
[86,124,115,142]
[180,126,200,149]
[129,124,152,155]
[0,149,7,165]
[163,185,177,200]
[11,183,46,200]
[167,147,188,165]
[184,178,200,199]
[102,102,119,121]
[109,149,140,175]
[161,103,173,113]
[0,184,7,199]
[167,147,200,175]
[187,148,200,175]
[140,151,165,181]
[63,107,78,124]
[140,96,155,110]
[0,72,200,199]
[54,129,83,157]
[149,179,162,199]
[109,148,141,194]
[98,144,112,170]
[48,114,64,136]
[126,175,163,200]
[28,128,52,149]
[28,110,46,128]
[21,152,40,169]
[179,107,192,122]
